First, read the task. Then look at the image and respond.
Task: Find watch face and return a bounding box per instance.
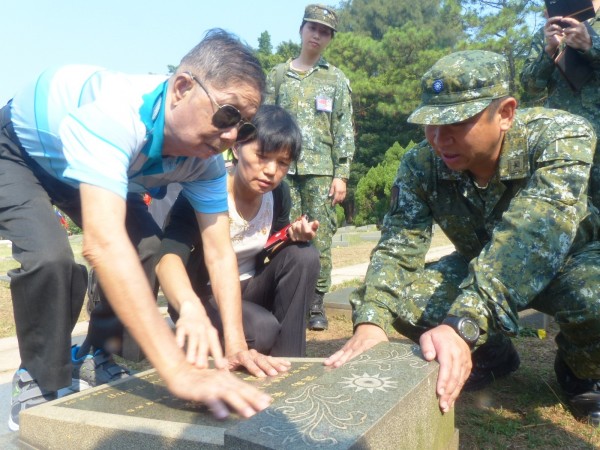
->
[460,318,480,342]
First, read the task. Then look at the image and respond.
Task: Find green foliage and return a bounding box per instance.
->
[53,207,82,235]
[275,40,301,61]
[250,0,544,223]
[460,0,545,97]
[335,204,346,226]
[325,24,441,216]
[336,0,464,43]
[65,216,82,236]
[254,32,301,73]
[255,31,282,73]
[353,141,413,226]
[257,31,273,55]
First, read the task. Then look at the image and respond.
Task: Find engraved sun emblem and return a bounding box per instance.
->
[338,373,398,393]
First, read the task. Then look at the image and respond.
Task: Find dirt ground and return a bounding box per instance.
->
[331,228,452,269]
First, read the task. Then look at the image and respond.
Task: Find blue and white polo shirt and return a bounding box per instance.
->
[9,65,226,214]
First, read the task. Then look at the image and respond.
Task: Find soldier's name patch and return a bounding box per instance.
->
[316,96,333,112]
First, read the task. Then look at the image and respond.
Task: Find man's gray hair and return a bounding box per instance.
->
[178,28,265,97]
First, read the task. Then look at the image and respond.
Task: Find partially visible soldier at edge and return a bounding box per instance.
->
[325,50,600,425]
[264,3,356,331]
[521,0,600,212]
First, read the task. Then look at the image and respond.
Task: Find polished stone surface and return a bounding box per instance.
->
[19,343,457,449]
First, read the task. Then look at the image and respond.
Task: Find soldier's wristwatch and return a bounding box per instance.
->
[442,316,480,347]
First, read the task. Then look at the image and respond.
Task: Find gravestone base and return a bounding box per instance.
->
[20,343,458,449]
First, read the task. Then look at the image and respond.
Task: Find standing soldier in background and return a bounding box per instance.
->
[264,3,356,330]
[520,0,600,210]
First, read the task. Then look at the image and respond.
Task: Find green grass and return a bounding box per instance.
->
[0,259,18,274]
[0,242,16,273]
[336,233,374,246]
[0,280,15,337]
[0,235,88,338]
[0,235,87,274]
[330,278,362,292]
[454,327,600,449]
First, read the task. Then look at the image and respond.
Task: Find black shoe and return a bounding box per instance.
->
[307,292,328,331]
[71,345,130,391]
[555,355,600,425]
[463,337,520,391]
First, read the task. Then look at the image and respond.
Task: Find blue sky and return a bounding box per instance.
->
[1,0,324,105]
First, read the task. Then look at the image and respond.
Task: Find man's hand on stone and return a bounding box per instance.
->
[165,365,272,419]
[420,324,472,413]
[324,323,388,368]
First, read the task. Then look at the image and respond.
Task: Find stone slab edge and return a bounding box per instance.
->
[18,358,322,449]
[19,346,456,450]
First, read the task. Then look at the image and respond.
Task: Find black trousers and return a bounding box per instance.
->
[169,242,320,357]
[0,104,161,391]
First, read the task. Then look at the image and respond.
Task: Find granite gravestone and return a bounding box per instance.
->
[19,342,458,449]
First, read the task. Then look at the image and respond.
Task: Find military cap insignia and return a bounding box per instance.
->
[432,79,444,94]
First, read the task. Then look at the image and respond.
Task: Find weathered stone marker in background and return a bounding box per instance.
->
[20,342,458,449]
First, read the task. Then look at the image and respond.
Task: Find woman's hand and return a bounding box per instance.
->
[226,348,291,377]
[288,215,319,242]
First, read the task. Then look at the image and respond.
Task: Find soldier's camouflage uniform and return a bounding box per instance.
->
[521,9,600,210]
[264,57,355,294]
[351,107,600,379]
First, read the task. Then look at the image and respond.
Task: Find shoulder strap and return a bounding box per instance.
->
[273,63,287,101]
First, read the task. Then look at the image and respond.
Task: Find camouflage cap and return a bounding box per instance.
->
[407,50,510,125]
[303,4,338,31]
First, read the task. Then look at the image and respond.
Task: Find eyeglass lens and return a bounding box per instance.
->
[186,71,257,142]
[236,122,257,142]
[212,105,242,128]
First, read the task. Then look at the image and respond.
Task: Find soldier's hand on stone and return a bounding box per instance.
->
[175,299,226,370]
[420,324,472,414]
[226,348,291,378]
[324,323,388,368]
[165,365,272,419]
[561,17,593,52]
[544,16,566,55]
[329,178,347,206]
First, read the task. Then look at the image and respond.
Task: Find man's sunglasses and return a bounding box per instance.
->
[186,72,256,143]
